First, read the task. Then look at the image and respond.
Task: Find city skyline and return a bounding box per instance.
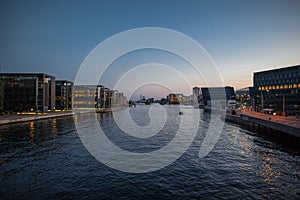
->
[1,0,300,98]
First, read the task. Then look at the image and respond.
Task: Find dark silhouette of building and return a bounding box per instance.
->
[55,80,73,111]
[0,73,55,113]
[201,86,235,108]
[251,65,300,115]
[192,86,200,106]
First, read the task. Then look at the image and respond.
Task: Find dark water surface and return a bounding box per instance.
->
[1,106,299,199]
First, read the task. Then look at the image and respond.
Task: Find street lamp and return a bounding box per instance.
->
[283,94,286,117]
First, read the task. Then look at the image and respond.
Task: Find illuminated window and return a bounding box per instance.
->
[294,84,297,88]
[276,85,279,89]
[258,87,261,91]
[280,85,283,89]
[284,84,288,89]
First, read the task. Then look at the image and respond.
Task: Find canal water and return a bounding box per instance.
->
[1,106,299,199]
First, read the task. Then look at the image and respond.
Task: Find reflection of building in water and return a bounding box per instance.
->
[29,121,35,140]
[52,118,58,133]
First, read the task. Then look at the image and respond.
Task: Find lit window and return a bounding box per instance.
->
[294,84,297,88]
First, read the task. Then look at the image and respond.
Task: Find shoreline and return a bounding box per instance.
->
[0,106,129,125]
[0,112,75,125]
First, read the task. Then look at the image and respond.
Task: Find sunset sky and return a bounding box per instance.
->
[1,0,300,98]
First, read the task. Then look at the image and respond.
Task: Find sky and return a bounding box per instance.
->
[1,0,300,99]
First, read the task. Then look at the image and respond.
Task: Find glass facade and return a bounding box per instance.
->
[252,65,300,115]
[73,85,127,110]
[0,73,55,113]
[55,80,73,111]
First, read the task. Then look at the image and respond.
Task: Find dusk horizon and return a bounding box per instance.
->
[1,0,300,98]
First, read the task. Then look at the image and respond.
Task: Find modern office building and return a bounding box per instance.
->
[252,65,300,115]
[73,85,127,110]
[200,86,235,109]
[0,73,55,113]
[95,85,106,109]
[73,85,97,109]
[55,80,73,111]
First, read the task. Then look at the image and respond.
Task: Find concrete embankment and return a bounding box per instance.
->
[225,112,300,139]
[0,112,75,125]
[0,107,129,125]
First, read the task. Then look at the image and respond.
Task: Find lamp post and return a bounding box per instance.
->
[261,91,264,111]
[283,94,286,117]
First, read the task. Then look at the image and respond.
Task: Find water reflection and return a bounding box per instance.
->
[0,108,299,199]
[52,118,58,133]
[73,114,78,124]
[256,149,282,189]
[29,121,35,142]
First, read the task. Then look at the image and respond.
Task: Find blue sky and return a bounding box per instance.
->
[1,0,300,98]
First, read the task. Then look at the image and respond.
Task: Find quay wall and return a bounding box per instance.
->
[0,112,75,125]
[225,114,300,138]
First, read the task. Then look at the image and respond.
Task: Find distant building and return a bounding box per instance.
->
[0,73,55,113]
[235,87,251,107]
[168,93,183,104]
[252,65,300,115]
[95,85,106,109]
[73,85,127,110]
[192,87,200,104]
[104,88,113,108]
[55,80,73,111]
[201,86,235,109]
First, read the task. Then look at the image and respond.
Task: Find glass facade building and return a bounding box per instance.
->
[73,85,127,110]
[252,65,300,115]
[0,73,56,113]
[55,80,73,111]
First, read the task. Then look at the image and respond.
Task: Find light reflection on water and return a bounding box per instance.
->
[0,106,299,199]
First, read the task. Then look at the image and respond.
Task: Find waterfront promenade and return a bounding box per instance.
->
[226,109,300,138]
[241,109,300,130]
[0,112,75,125]
[0,106,128,125]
